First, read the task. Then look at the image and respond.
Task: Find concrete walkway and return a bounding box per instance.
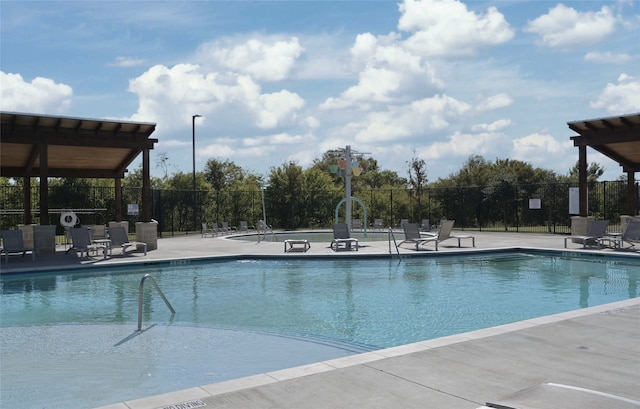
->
[2,230,639,409]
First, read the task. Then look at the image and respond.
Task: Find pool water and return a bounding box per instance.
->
[1,252,639,408]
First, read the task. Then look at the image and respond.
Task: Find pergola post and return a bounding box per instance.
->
[115,177,123,222]
[23,175,32,225]
[142,148,151,222]
[627,171,637,216]
[578,145,588,217]
[39,143,49,225]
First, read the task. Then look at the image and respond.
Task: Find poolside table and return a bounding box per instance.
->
[284,239,310,253]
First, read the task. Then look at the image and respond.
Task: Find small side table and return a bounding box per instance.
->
[284,239,310,253]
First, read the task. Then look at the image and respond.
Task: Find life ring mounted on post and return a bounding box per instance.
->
[60,211,79,228]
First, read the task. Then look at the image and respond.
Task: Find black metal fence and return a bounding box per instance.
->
[1,181,637,235]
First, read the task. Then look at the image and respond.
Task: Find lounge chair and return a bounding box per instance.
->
[599,220,640,249]
[1,229,35,263]
[109,225,147,256]
[221,221,236,234]
[201,223,215,238]
[620,220,640,248]
[399,220,475,251]
[352,219,363,231]
[331,223,358,251]
[372,218,384,231]
[420,219,431,232]
[238,221,255,233]
[564,219,609,249]
[68,227,107,259]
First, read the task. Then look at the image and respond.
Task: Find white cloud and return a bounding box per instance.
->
[328,94,471,144]
[197,37,304,82]
[398,0,514,57]
[511,132,568,163]
[0,72,73,114]
[108,56,146,67]
[590,73,640,114]
[471,119,512,132]
[476,93,513,111]
[525,5,616,48]
[320,31,442,110]
[584,51,638,64]
[421,131,508,160]
[127,63,305,130]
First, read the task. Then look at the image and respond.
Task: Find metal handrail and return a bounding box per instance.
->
[388,227,400,255]
[138,274,175,331]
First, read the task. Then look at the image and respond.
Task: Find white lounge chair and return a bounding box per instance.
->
[399,220,475,251]
[68,227,107,259]
[331,223,358,251]
[1,229,35,263]
[564,220,609,249]
[109,226,147,256]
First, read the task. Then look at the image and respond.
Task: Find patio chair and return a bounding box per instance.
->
[564,219,609,249]
[238,221,255,233]
[1,229,35,263]
[620,220,640,248]
[420,219,431,232]
[331,223,358,251]
[372,218,385,231]
[219,221,237,235]
[600,220,640,249]
[109,225,147,256]
[352,219,363,231]
[399,220,475,251]
[398,219,409,230]
[202,223,215,238]
[67,227,107,259]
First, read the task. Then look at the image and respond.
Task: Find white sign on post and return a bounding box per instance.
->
[127,204,139,216]
[568,188,584,215]
[529,198,541,209]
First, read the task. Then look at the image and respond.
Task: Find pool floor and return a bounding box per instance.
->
[0,324,361,409]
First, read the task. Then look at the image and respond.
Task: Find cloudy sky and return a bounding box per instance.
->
[1,0,639,181]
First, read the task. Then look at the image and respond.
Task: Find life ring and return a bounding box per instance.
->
[60,211,78,227]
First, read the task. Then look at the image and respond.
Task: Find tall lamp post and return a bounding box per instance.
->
[192,114,202,232]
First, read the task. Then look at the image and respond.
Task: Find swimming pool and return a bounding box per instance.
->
[1,251,639,408]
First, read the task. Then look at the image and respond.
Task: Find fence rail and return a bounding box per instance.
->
[1,181,638,235]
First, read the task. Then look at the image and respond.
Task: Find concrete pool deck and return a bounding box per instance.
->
[1,230,639,409]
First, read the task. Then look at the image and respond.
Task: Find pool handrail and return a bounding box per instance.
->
[138,274,175,331]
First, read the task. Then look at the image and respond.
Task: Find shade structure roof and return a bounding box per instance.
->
[1,111,157,179]
[568,113,640,173]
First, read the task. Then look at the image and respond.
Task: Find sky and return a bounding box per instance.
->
[1,0,639,182]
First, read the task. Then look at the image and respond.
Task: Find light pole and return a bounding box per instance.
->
[192,114,202,232]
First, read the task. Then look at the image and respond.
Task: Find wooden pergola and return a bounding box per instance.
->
[568,113,640,217]
[0,111,158,225]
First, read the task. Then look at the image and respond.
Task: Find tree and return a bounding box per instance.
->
[267,161,304,229]
[407,152,428,221]
[204,159,246,190]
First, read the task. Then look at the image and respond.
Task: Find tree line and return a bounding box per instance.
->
[3,151,627,234]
